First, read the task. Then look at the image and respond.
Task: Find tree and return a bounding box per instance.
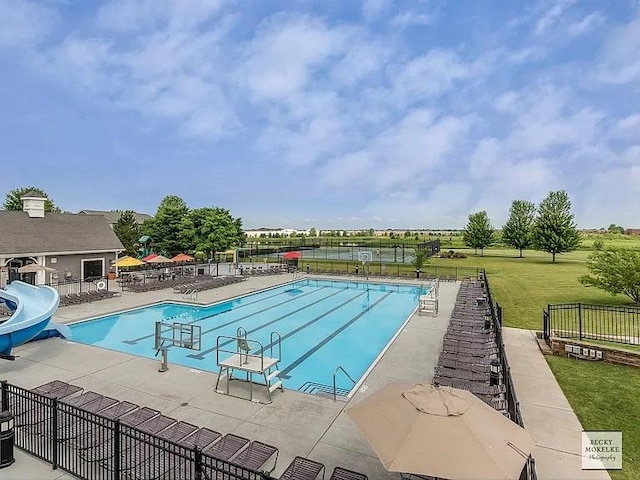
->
[580,248,640,304]
[309,228,317,237]
[143,195,190,257]
[411,248,430,271]
[184,207,245,257]
[533,190,581,262]
[3,186,61,212]
[463,211,495,256]
[113,210,140,256]
[608,224,625,234]
[502,200,536,258]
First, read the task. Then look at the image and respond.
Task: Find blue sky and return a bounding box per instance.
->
[1,0,638,230]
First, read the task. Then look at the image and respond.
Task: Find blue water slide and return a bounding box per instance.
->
[0,281,70,356]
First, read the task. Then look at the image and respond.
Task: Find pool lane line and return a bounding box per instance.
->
[186,287,353,359]
[255,290,368,358]
[122,283,322,345]
[278,291,394,379]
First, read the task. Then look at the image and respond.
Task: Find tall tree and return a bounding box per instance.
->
[580,248,640,304]
[533,190,581,262]
[113,210,140,257]
[463,211,495,256]
[180,207,245,257]
[143,195,190,257]
[502,200,536,258]
[3,186,61,212]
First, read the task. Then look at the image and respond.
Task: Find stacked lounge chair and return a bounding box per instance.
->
[433,276,508,415]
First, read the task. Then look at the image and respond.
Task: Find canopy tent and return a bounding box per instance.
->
[171,253,194,263]
[346,382,535,480]
[17,264,56,274]
[282,251,302,260]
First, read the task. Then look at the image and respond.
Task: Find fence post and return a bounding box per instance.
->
[0,380,7,410]
[114,420,121,480]
[194,447,203,480]
[51,398,58,469]
[578,303,583,340]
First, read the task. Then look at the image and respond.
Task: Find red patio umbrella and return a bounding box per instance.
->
[142,253,158,262]
[171,253,195,262]
[282,251,302,260]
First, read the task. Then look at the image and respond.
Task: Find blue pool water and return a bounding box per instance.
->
[69,279,428,393]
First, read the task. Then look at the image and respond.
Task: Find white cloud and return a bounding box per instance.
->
[391,11,435,28]
[95,0,225,32]
[596,11,640,84]
[567,11,605,36]
[239,15,351,100]
[534,1,574,36]
[361,0,392,21]
[0,0,57,48]
[611,114,640,140]
[389,49,482,103]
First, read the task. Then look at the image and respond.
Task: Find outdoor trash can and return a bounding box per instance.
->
[0,410,15,468]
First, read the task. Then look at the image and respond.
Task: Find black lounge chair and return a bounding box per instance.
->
[330,467,368,480]
[203,433,250,461]
[16,381,83,430]
[148,427,223,480]
[80,406,159,462]
[230,440,278,472]
[58,394,120,442]
[280,456,325,480]
[117,415,178,471]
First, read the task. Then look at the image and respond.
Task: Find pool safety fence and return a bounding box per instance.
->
[44,278,109,296]
[0,381,275,480]
[543,303,640,346]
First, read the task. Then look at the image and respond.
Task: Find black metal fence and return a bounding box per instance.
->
[483,274,538,480]
[543,303,640,345]
[303,260,480,281]
[1,381,273,480]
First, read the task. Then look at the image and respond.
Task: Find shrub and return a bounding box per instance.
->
[439,250,467,259]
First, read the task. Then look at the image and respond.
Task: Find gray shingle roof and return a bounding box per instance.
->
[79,210,152,225]
[0,211,124,256]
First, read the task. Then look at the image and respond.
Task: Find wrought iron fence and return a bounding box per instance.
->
[543,303,640,345]
[1,381,274,480]
[483,273,538,480]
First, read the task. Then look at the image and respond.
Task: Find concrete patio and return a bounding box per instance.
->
[1,275,458,480]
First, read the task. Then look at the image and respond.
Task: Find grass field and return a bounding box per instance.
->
[427,248,637,330]
[546,356,639,480]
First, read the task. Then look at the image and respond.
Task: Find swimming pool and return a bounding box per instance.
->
[69,279,428,395]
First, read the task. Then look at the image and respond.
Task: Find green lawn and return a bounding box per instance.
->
[427,248,636,330]
[546,356,640,480]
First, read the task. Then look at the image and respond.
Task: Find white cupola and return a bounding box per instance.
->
[21,190,46,218]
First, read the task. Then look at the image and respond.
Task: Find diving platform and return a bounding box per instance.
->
[215,329,284,404]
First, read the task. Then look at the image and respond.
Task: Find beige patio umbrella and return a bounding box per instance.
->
[346,382,535,480]
[18,264,56,274]
[146,255,174,264]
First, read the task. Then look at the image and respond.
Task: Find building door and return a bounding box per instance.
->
[83,260,103,280]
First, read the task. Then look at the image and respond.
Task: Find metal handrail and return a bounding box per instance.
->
[333,366,356,401]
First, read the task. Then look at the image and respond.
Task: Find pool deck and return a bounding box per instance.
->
[1,274,458,480]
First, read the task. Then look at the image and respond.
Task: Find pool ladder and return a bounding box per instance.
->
[182,289,198,301]
[333,366,356,402]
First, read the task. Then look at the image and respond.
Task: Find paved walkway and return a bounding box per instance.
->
[1,274,458,480]
[503,328,611,480]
